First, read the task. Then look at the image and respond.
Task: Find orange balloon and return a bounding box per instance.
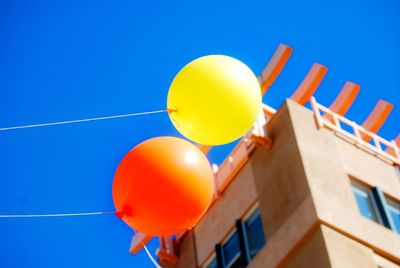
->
[112,136,214,236]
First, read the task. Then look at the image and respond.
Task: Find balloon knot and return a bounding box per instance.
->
[167,108,177,113]
[116,206,132,219]
[115,211,125,219]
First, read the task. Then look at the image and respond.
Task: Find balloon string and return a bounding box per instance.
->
[0,109,175,131]
[143,243,162,268]
[0,211,116,218]
[133,229,162,268]
[1,211,162,268]
[0,211,162,267]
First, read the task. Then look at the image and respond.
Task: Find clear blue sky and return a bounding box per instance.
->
[0,0,399,267]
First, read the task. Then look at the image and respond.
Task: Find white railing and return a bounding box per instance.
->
[310,97,400,166]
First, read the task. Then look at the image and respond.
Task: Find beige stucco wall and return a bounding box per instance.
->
[248,196,318,268]
[283,225,380,268]
[286,99,400,263]
[322,225,377,268]
[335,138,400,199]
[283,226,331,268]
[174,231,197,268]
[375,254,400,268]
[168,100,400,267]
[194,160,258,265]
[251,103,313,237]
[285,99,359,214]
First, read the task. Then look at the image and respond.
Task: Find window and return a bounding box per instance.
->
[221,232,243,268]
[351,181,400,235]
[351,182,381,223]
[245,208,266,258]
[387,199,400,234]
[214,208,266,267]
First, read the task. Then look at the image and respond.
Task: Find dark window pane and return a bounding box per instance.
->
[352,184,379,223]
[223,232,242,267]
[245,209,266,258]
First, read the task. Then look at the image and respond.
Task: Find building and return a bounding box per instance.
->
[131,44,400,268]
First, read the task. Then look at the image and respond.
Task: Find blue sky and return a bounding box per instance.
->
[0,0,399,267]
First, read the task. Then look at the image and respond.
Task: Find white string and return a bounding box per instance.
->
[1,211,162,267]
[133,229,162,268]
[0,211,116,218]
[1,107,169,267]
[0,109,169,131]
[143,243,162,268]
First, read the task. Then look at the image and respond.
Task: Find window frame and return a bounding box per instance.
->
[385,197,400,234]
[214,204,266,268]
[351,181,383,224]
[221,230,242,267]
[215,228,241,268]
[243,207,266,259]
[351,180,400,234]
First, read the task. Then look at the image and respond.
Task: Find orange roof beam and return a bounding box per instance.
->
[329,81,361,115]
[361,100,394,142]
[291,63,328,105]
[258,44,293,95]
[324,81,360,123]
[129,232,152,254]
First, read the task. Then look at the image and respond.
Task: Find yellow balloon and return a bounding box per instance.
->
[167,55,262,145]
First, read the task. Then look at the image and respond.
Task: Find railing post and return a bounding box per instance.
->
[373,136,382,152]
[391,140,400,162]
[352,122,362,145]
[332,114,340,129]
[310,97,323,129]
[251,109,266,137]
